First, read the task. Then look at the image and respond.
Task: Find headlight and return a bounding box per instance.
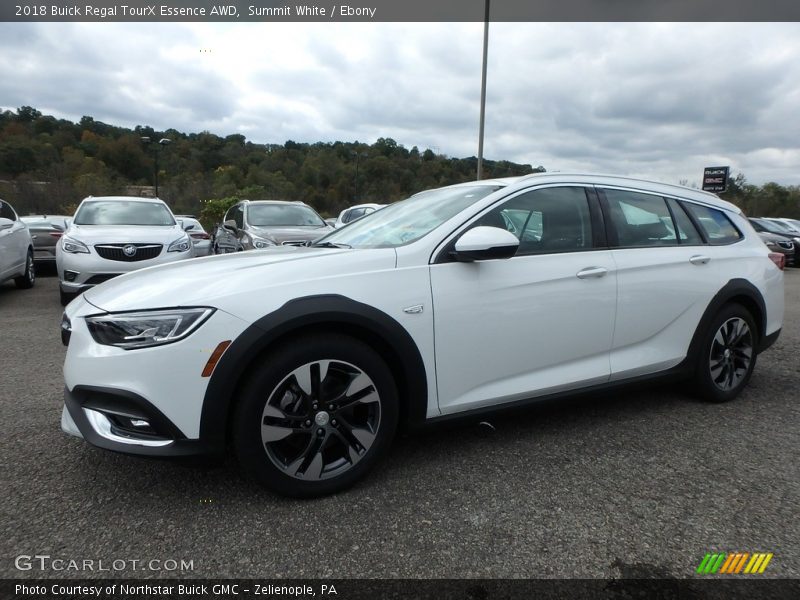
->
[168,235,191,253]
[249,234,275,249]
[62,236,89,254]
[85,308,214,349]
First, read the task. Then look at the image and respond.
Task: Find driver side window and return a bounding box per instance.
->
[473,186,592,256]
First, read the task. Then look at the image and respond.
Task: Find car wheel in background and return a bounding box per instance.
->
[14,250,35,289]
[693,303,758,403]
[233,334,398,498]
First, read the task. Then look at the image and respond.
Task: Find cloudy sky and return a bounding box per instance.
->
[1,21,799,185]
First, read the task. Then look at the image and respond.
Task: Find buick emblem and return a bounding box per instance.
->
[122,244,137,257]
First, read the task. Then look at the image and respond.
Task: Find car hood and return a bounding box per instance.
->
[758,232,786,242]
[251,225,334,244]
[83,246,397,313]
[66,224,186,245]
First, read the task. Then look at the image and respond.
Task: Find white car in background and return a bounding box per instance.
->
[333,203,385,228]
[60,174,783,497]
[56,196,193,305]
[176,215,212,256]
[0,198,35,289]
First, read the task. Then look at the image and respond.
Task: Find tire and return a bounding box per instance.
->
[692,303,758,402]
[59,288,76,306]
[233,333,398,498]
[14,250,35,289]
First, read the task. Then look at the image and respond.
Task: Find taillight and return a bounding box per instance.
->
[49,232,63,238]
[190,232,210,240]
[768,252,785,270]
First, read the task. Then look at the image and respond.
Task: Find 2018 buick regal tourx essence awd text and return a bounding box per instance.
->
[60,174,784,497]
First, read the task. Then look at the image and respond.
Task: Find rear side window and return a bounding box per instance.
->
[683,203,742,245]
[602,189,678,247]
[343,208,366,223]
[666,198,704,245]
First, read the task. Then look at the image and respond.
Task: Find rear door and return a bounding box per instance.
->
[0,201,26,280]
[430,185,617,414]
[598,187,724,380]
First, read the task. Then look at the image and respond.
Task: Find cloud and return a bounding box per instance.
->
[0,21,799,185]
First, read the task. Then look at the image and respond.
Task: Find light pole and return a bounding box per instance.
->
[352,151,367,202]
[141,136,172,198]
[477,0,490,180]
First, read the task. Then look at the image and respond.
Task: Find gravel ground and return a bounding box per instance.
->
[1,267,798,579]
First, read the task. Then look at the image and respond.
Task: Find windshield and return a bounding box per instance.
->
[765,219,794,233]
[74,201,175,226]
[248,204,326,227]
[315,184,503,248]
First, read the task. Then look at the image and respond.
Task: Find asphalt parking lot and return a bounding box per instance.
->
[1,268,798,579]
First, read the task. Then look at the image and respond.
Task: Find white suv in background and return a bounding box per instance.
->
[0,198,35,290]
[56,196,193,305]
[60,174,783,497]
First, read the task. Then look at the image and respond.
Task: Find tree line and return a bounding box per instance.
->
[0,107,540,228]
[1,106,797,228]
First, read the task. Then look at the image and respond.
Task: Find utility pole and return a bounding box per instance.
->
[477,0,490,180]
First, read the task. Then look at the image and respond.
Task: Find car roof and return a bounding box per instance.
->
[81,196,167,204]
[452,172,741,214]
[241,199,308,205]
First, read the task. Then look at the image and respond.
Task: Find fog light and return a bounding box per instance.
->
[64,270,78,282]
[130,419,151,428]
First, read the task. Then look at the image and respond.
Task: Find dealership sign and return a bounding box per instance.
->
[702,166,730,192]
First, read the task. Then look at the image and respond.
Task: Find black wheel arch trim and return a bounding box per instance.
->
[684,278,773,363]
[199,294,428,449]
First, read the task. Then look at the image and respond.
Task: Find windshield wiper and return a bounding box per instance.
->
[310,241,352,249]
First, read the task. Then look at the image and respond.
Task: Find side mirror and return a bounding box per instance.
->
[183,223,195,231]
[451,226,519,262]
[223,219,237,232]
[0,217,13,230]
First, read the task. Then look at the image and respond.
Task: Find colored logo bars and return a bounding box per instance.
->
[696,552,773,575]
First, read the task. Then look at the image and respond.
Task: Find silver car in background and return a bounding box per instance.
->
[20,215,71,265]
[176,215,212,256]
[213,200,333,253]
[56,196,193,305]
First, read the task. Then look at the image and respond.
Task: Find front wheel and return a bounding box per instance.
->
[233,334,398,497]
[14,250,35,289]
[692,304,758,402]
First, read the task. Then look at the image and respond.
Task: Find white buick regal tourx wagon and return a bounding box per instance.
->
[60,174,784,497]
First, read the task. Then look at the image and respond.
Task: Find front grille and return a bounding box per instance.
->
[94,244,162,262]
[85,274,122,285]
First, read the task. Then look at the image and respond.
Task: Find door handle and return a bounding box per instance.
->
[576,266,608,279]
[689,255,711,265]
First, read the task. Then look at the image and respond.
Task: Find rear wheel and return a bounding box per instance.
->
[693,304,757,402]
[233,334,398,497]
[14,250,35,289]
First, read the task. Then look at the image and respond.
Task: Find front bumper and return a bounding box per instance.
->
[57,248,192,291]
[62,295,250,455]
[62,386,219,457]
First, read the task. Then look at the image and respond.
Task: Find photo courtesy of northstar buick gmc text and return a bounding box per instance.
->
[59,173,784,497]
